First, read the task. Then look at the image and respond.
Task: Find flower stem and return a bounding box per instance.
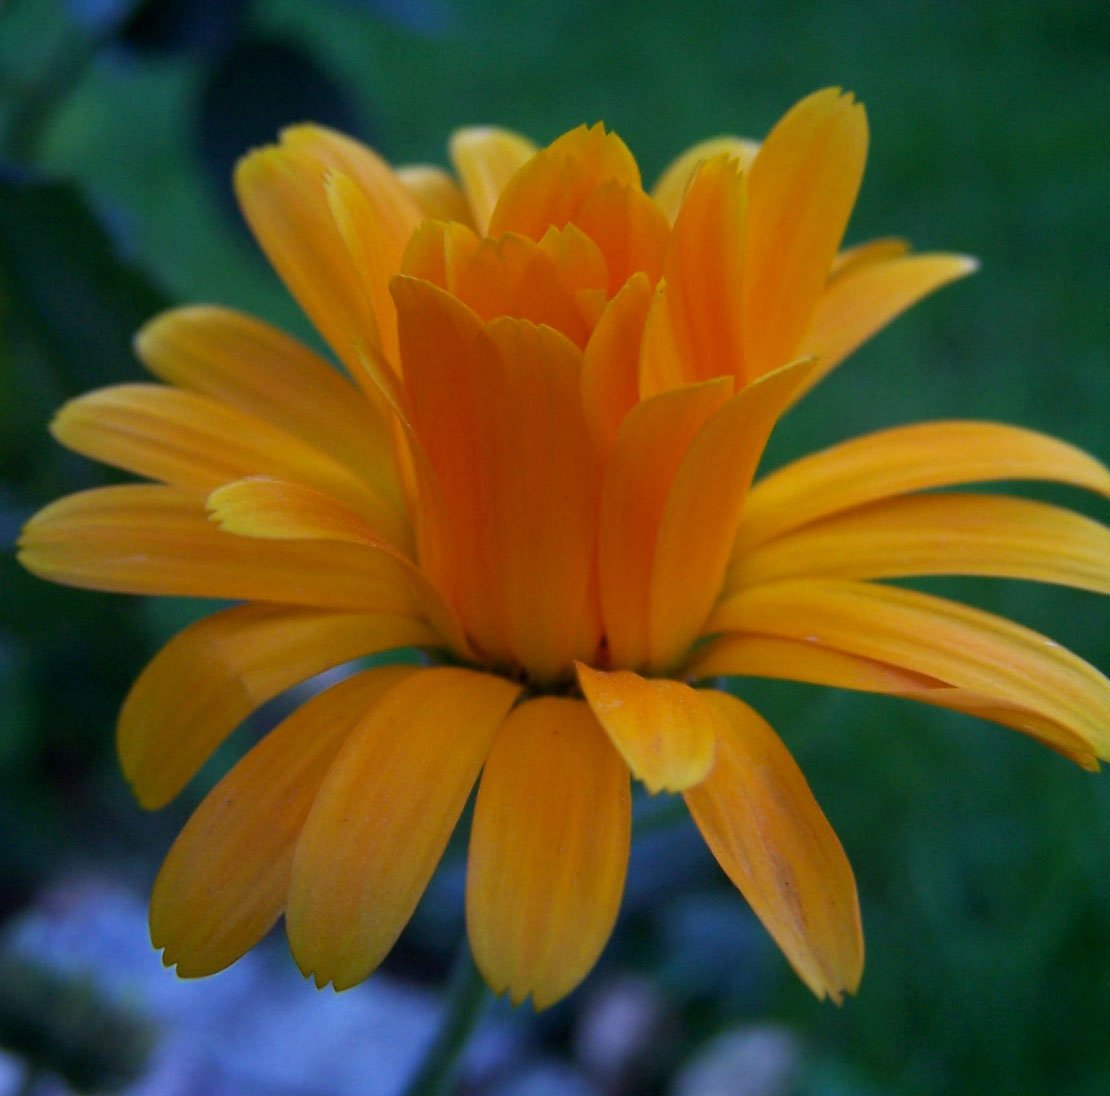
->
[400,942,488,1096]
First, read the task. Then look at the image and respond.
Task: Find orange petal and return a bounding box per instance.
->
[710,579,1110,762]
[395,163,472,224]
[640,154,747,396]
[286,668,520,989]
[829,236,909,278]
[118,603,433,809]
[795,252,978,399]
[488,124,641,241]
[449,126,538,233]
[135,306,399,491]
[150,665,416,976]
[686,634,1097,769]
[401,222,589,346]
[729,492,1110,594]
[735,421,1110,555]
[235,142,384,386]
[576,664,716,793]
[467,697,630,1008]
[649,357,819,671]
[684,690,863,1001]
[18,485,418,612]
[207,476,472,659]
[50,382,405,545]
[599,378,733,670]
[742,88,868,380]
[572,180,669,295]
[580,273,654,455]
[395,278,601,679]
[651,135,760,223]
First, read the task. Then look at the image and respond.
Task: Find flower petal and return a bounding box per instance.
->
[449,126,538,233]
[796,252,978,399]
[135,306,398,487]
[580,272,654,455]
[576,664,716,793]
[467,697,630,1008]
[735,421,1110,555]
[742,88,867,381]
[50,382,406,544]
[395,278,602,680]
[395,163,472,224]
[18,485,419,612]
[686,634,1097,768]
[640,154,747,397]
[729,492,1110,593]
[150,665,416,976]
[684,690,863,1002]
[287,668,520,990]
[599,378,733,670]
[710,579,1110,762]
[207,476,472,658]
[119,603,433,808]
[651,135,760,223]
[488,124,641,241]
[649,357,819,671]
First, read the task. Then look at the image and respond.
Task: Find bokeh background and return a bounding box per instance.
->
[1,1,1107,1094]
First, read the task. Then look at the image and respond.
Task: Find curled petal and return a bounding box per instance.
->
[576,664,716,793]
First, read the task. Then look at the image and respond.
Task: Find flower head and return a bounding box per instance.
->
[19,88,1110,1008]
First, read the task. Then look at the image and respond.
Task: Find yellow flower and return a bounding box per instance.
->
[18,88,1110,1009]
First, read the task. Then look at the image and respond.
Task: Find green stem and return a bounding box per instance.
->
[400,942,488,1096]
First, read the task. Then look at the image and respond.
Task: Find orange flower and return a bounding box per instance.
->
[19,88,1109,1008]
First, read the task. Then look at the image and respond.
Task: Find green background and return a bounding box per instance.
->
[1,1,1107,1093]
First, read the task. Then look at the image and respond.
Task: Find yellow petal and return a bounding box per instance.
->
[580,273,654,455]
[576,664,716,793]
[287,668,520,990]
[651,135,760,222]
[742,88,868,381]
[395,278,602,679]
[829,236,909,278]
[150,665,416,976]
[50,382,405,544]
[235,142,385,385]
[467,697,630,1008]
[729,492,1110,593]
[488,124,642,241]
[640,154,747,397]
[684,690,863,1002]
[736,421,1110,555]
[796,252,978,400]
[710,579,1110,761]
[135,306,399,489]
[18,485,419,612]
[119,603,433,808]
[207,476,472,659]
[599,378,733,670]
[686,634,1097,769]
[449,126,538,233]
[649,357,819,672]
[395,163,472,224]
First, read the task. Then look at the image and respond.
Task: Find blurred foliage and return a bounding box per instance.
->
[1,1,1107,1094]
